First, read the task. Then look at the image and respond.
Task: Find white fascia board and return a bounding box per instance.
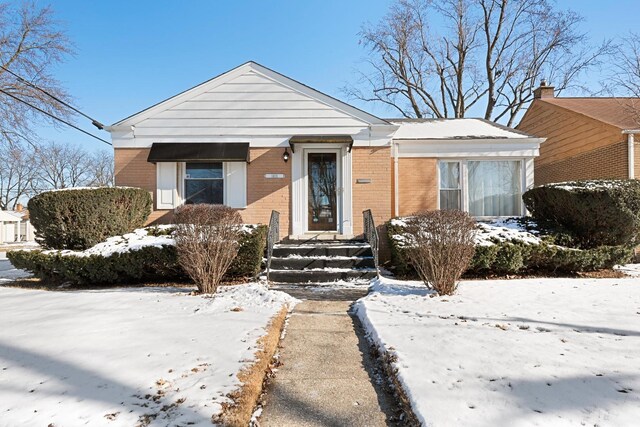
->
[396,138,542,158]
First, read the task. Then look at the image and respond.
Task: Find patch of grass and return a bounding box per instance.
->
[214,306,289,427]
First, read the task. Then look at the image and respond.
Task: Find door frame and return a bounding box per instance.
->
[304,148,342,233]
[291,142,353,237]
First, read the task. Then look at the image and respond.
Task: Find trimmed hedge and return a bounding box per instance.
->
[522,180,640,248]
[387,220,634,277]
[227,225,268,278]
[28,187,152,250]
[7,225,268,286]
[8,246,183,285]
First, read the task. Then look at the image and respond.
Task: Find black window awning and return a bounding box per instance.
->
[288,135,354,153]
[147,143,250,163]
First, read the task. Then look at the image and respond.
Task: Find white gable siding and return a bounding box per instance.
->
[113,69,387,147]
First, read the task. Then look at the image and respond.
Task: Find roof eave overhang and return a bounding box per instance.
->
[393,137,545,145]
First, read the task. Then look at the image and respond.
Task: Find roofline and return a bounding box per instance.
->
[111,61,391,128]
[528,98,627,131]
[393,137,545,144]
[112,62,252,126]
[389,116,539,139]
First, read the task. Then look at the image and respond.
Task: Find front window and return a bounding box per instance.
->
[439,162,461,210]
[438,160,522,216]
[468,161,521,216]
[185,162,223,204]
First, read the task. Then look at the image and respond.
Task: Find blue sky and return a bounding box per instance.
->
[32,0,640,152]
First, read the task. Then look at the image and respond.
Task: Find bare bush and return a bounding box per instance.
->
[174,204,243,294]
[404,210,476,295]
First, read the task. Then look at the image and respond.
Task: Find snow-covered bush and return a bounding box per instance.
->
[403,210,476,295]
[388,216,634,277]
[523,179,640,248]
[28,187,152,250]
[174,205,243,294]
[7,223,267,286]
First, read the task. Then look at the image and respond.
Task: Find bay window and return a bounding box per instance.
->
[438,160,523,217]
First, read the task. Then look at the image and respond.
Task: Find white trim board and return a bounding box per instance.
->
[395,139,542,158]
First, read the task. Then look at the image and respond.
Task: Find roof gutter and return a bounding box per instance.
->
[622,130,639,179]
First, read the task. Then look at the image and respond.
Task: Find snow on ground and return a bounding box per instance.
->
[0,258,31,283]
[0,283,297,426]
[392,216,543,247]
[355,276,640,427]
[615,263,640,277]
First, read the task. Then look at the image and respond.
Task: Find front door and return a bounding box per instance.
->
[307,152,338,231]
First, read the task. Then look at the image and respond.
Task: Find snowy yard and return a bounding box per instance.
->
[0,283,295,426]
[0,257,31,283]
[355,277,640,427]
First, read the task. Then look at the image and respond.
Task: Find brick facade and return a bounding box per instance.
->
[114,147,438,249]
[517,99,634,185]
[535,140,630,185]
[243,148,291,239]
[114,148,174,224]
[397,157,438,216]
[351,147,392,235]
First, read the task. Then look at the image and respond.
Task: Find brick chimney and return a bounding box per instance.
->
[16,203,23,212]
[534,79,555,99]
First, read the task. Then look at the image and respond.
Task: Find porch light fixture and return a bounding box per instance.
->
[282,147,290,162]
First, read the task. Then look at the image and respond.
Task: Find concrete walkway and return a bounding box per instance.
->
[259,297,400,426]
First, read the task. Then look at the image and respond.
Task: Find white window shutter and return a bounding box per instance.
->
[156,162,178,209]
[225,162,247,208]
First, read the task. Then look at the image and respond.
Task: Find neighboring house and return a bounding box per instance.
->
[517,82,640,185]
[108,62,544,239]
[0,205,34,244]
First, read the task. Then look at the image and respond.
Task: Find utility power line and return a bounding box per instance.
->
[0,88,112,146]
[0,65,105,130]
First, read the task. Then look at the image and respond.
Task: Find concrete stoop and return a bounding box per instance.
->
[268,240,377,284]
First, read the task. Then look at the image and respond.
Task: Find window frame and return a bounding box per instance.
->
[437,158,525,218]
[438,160,463,211]
[180,162,227,205]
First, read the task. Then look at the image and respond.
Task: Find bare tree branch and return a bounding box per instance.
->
[346,0,612,124]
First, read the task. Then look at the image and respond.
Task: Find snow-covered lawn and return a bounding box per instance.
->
[0,257,30,283]
[355,277,640,426]
[0,283,296,426]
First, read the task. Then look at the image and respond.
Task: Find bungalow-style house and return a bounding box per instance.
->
[109,62,544,240]
[517,82,640,185]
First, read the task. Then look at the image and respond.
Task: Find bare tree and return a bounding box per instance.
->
[34,140,91,189]
[87,150,114,187]
[0,1,74,139]
[32,141,114,190]
[348,0,612,125]
[0,139,37,210]
[606,33,640,126]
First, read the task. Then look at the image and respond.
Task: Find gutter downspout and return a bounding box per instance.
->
[393,140,399,217]
[623,130,639,179]
[629,133,635,179]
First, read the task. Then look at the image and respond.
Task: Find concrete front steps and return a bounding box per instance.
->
[268,240,377,284]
